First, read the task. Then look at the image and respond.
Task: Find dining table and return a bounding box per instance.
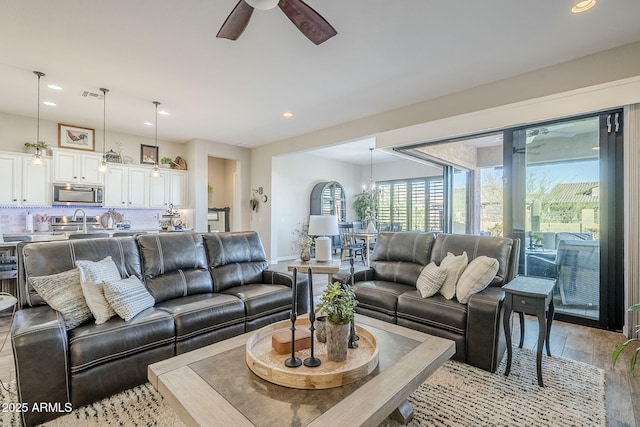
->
[353,231,378,267]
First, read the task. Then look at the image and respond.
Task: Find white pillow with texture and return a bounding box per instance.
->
[456,256,500,304]
[103,276,155,321]
[438,252,468,300]
[76,256,122,324]
[29,268,91,330]
[416,262,447,298]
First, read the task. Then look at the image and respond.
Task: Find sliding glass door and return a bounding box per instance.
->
[506,111,623,328]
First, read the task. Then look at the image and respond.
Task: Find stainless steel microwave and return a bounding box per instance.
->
[52,184,103,206]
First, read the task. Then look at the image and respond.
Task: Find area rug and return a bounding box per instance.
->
[0,347,605,427]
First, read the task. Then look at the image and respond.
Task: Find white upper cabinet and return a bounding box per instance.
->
[52,149,103,185]
[103,165,149,208]
[149,169,188,209]
[0,152,51,207]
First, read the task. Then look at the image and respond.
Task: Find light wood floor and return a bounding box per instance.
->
[1,273,639,425]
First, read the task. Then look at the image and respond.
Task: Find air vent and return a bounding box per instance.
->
[80,90,104,100]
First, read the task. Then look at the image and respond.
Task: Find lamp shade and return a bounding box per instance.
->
[308,215,339,236]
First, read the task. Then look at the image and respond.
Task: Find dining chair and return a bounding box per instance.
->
[338,222,366,264]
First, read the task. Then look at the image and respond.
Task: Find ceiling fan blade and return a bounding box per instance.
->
[278,0,337,45]
[217,1,255,40]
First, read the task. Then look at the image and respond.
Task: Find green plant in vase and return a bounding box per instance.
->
[612,304,640,373]
[316,281,358,362]
[160,157,172,168]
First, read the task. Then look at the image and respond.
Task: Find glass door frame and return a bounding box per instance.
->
[503,110,624,329]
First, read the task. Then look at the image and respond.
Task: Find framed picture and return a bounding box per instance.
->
[58,124,95,151]
[140,144,159,165]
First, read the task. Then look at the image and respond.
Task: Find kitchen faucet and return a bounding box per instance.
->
[72,208,87,233]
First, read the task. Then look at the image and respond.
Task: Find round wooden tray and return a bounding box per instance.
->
[246,318,379,390]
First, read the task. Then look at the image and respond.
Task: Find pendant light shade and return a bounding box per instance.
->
[31,71,46,167]
[151,101,161,178]
[98,88,110,173]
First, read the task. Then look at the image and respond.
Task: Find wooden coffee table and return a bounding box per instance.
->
[148,314,455,427]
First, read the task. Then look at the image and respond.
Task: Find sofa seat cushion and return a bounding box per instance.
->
[68,307,175,373]
[222,284,291,322]
[354,280,414,318]
[396,290,468,335]
[155,293,245,341]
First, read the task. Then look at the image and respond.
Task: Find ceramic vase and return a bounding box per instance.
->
[326,320,350,362]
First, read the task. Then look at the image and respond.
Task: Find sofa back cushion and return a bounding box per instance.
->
[369,232,436,286]
[202,231,268,292]
[19,237,142,308]
[430,233,516,287]
[137,233,212,303]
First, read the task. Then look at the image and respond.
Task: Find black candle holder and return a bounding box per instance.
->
[348,257,360,349]
[285,268,302,368]
[304,267,321,367]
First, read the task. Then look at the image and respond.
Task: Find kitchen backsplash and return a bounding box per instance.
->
[0,207,193,234]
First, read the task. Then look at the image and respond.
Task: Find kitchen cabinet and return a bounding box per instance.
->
[103,165,149,208]
[149,169,188,209]
[21,156,51,206]
[0,152,51,207]
[52,149,103,185]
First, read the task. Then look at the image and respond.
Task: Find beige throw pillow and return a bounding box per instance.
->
[29,268,91,330]
[438,252,468,300]
[456,256,500,304]
[76,256,122,324]
[416,262,447,298]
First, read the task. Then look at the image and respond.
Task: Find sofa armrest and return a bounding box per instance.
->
[263,270,309,314]
[465,286,506,373]
[11,305,71,427]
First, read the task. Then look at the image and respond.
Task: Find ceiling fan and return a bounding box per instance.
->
[217,0,337,45]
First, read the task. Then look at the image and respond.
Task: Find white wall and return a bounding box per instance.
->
[0,112,182,163]
[272,152,361,261]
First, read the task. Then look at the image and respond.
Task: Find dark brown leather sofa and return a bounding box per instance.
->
[11,231,307,427]
[340,232,519,373]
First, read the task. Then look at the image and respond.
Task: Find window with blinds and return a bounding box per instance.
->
[375,177,443,231]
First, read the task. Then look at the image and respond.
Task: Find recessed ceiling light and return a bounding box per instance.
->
[572,0,596,13]
[283,112,294,118]
[159,110,169,116]
[143,121,153,126]
[47,84,62,91]
[43,101,56,106]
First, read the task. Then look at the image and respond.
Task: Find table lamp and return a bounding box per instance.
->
[308,215,339,262]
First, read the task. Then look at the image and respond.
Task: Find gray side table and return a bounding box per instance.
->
[502,275,555,387]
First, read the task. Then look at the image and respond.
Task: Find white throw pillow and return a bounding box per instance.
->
[438,252,468,300]
[76,256,122,324]
[416,262,447,298]
[456,256,500,304]
[103,276,155,321]
[29,268,91,330]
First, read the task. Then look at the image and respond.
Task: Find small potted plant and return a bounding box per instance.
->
[612,304,640,373]
[160,157,172,168]
[24,141,48,154]
[249,196,259,212]
[316,282,358,362]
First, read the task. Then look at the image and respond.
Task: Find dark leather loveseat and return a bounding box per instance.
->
[339,232,519,373]
[11,231,307,427]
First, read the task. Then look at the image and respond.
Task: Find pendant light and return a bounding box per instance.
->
[31,71,45,167]
[97,88,110,173]
[363,147,376,193]
[151,101,161,178]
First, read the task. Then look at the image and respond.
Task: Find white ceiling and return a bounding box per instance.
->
[1,0,639,151]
